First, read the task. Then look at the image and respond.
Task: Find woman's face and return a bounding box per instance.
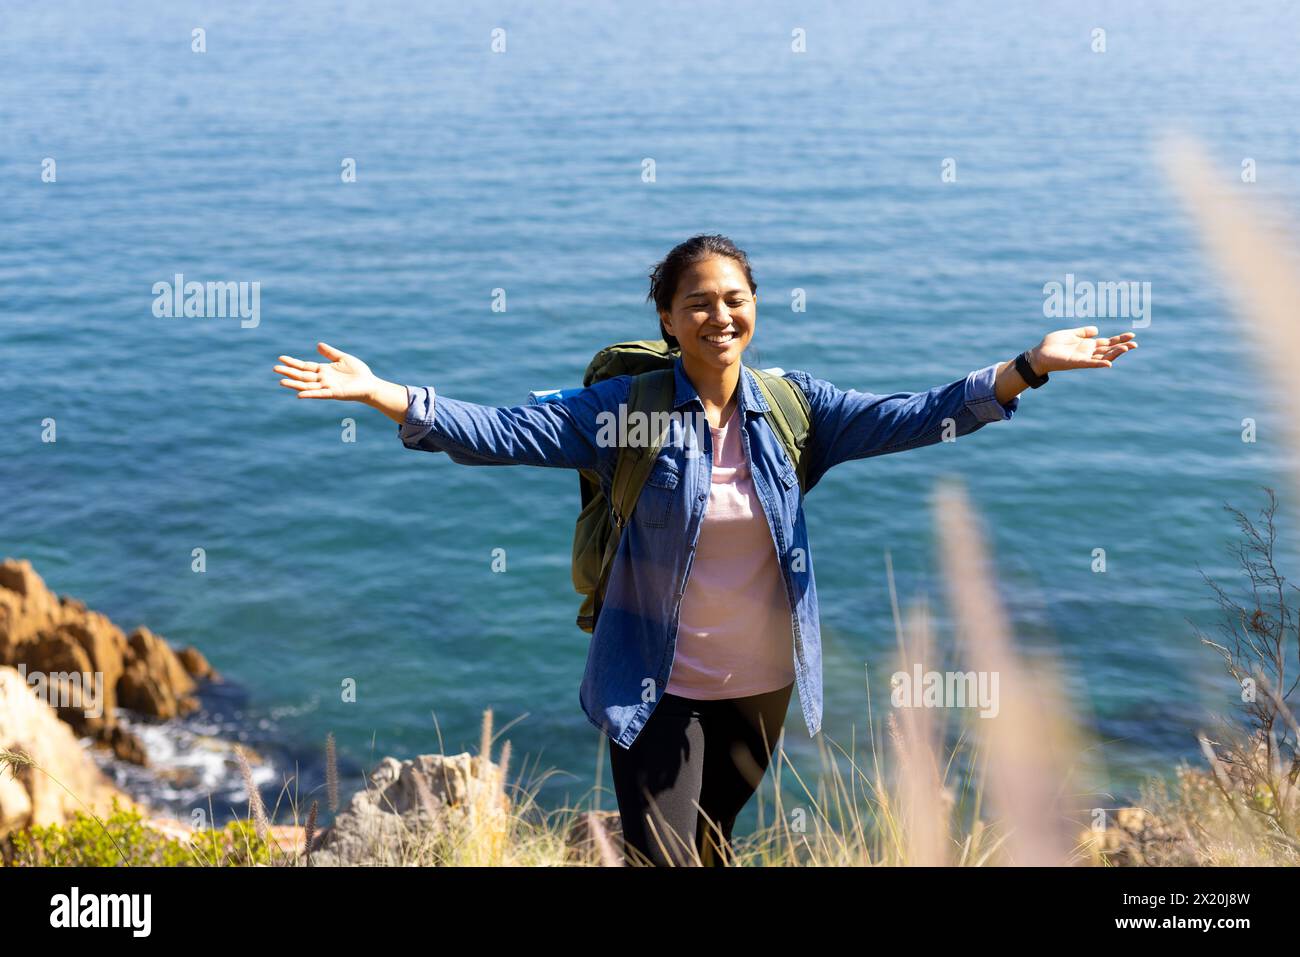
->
[660,256,757,375]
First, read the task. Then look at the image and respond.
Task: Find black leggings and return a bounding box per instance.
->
[608,681,794,866]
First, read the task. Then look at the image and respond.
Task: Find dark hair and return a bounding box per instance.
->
[647,234,757,349]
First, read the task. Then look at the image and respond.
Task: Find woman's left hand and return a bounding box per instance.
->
[1029,326,1138,374]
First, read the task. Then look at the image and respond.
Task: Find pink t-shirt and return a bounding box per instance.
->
[664,403,796,700]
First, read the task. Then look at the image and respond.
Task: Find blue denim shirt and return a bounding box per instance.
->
[398,354,1018,749]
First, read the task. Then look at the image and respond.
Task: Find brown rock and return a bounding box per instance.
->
[0,560,208,730]
[23,632,101,737]
[106,725,149,766]
[0,666,140,839]
[119,659,182,719]
[55,617,127,710]
[311,752,511,865]
[126,626,198,708]
[0,560,63,657]
[0,560,234,828]
[178,646,219,681]
[126,626,197,692]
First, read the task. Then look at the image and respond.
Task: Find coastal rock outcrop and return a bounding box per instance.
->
[308,751,627,866]
[0,559,220,766]
[309,752,512,865]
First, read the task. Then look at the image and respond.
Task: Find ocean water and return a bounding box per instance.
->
[3,1,1299,832]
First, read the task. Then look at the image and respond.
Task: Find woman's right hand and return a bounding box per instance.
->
[275,342,378,402]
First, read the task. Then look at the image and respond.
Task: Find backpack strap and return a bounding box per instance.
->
[749,367,813,494]
[589,368,676,623]
[609,368,676,529]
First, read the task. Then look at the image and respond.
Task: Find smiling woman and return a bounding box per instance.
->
[271,231,1138,866]
[650,236,759,428]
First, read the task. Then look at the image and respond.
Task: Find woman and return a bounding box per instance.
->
[274,234,1137,866]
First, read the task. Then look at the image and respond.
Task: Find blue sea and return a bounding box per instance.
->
[3,1,1299,833]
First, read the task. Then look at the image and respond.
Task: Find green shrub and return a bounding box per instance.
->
[5,798,278,867]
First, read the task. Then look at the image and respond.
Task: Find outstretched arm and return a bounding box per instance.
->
[274,342,620,472]
[789,325,1138,491]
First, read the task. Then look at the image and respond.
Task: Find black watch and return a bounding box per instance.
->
[1014,350,1049,388]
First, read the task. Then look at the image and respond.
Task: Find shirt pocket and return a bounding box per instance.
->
[635,457,681,528]
[775,460,801,528]
[777,461,798,490]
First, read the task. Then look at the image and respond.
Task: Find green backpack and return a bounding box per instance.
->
[571,338,813,634]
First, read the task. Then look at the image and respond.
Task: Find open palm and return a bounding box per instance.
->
[1032,325,1138,373]
[274,342,377,401]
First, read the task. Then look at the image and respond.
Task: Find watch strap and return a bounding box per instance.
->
[1015,350,1049,388]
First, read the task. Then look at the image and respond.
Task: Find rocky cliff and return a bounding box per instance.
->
[0,558,220,837]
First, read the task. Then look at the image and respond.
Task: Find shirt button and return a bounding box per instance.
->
[697,493,706,501]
